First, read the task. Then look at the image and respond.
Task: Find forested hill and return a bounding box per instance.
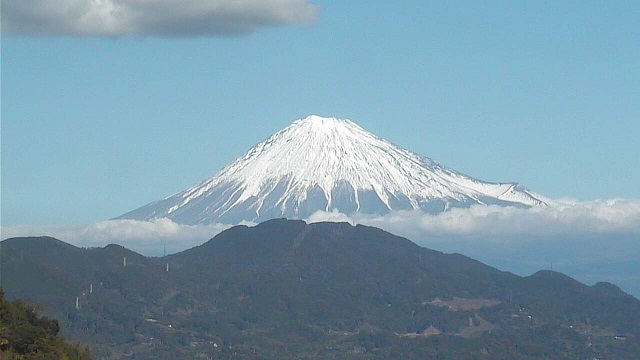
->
[0,289,92,359]
[2,219,640,359]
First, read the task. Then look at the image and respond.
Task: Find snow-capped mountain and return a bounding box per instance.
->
[118,115,548,225]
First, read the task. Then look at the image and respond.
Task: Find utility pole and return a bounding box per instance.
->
[0,239,2,289]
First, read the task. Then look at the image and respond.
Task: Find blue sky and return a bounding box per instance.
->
[2,1,640,297]
[2,1,640,226]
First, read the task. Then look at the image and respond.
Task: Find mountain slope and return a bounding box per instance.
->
[118,115,548,224]
[0,290,93,359]
[2,220,639,359]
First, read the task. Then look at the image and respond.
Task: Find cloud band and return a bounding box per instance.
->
[2,0,319,37]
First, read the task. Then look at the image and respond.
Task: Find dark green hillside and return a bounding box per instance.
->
[1,237,174,358]
[2,219,639,359]
[0,289,92,359]
[168,220,521,331]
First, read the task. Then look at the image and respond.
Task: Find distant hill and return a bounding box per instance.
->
[2,219,639,359]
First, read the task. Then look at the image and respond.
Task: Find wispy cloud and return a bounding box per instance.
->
[2,0,319,37]
[1,218,232,255]
[4,198,637,254]
[2,199,639,295]
[307,198,640,241]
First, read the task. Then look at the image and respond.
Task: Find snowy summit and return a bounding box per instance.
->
[118,115,547,224]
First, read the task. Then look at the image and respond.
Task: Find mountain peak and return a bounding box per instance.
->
[118,115,547,224]
[297,114,359,126]
[298,114,341,124]
[290,115,366,138]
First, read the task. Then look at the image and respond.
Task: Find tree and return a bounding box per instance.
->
[0,289,93,359]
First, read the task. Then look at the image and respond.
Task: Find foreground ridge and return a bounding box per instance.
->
[2,220,638,359]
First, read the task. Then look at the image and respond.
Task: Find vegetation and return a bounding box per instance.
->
[2,219,639,359]
[0,289,92,359]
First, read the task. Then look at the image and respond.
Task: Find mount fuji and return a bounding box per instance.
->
[117,115,549,225]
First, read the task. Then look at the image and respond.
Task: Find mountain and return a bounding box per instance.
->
[117,115,548,225]
[2,220,639,359]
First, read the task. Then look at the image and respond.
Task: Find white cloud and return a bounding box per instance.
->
[1,218,231,255]
[307,198,640,241]
[3,199,638,256]
[307,209,354,224]
[2,0,319,37]
[2,199,639,296]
